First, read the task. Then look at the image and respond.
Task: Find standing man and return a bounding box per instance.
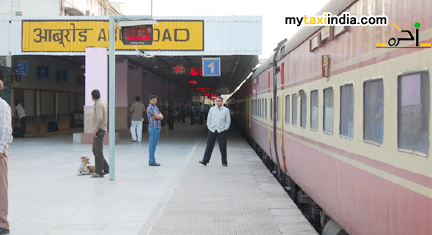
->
[91,90,109,178]
[15,101,26,134]
[167,101,175,130]
[147,95,163,166]
[130,96,145,142]
[190,103,195,125]
[181,102,186,123]
[199,102,204,125]
[0,80,13,235]
[199,97,231,167]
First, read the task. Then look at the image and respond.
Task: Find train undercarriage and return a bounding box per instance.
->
[239,129,349,235]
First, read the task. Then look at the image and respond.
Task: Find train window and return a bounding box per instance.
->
[252,100,255,116]
[261,99,263,117]
[270,98,273,121]
[398,72,430,155]
[277,96,280,122]
[310,90,319,130]
[261,99,264,117]
[285,95,290,124]
[323,88,334,133]
[340,84,354,138]
[258,99,260,117]
[258,99,261,117]
[254,100,258,116]
[265,98,267,119]
[364,79,384,144]
[292,94,297,125]
[300,92,307,128]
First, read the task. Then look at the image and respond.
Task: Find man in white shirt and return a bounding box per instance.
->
[199,97,231,167]
[129,96,145,142]
[0,80,13,235]
[15,102,26,134]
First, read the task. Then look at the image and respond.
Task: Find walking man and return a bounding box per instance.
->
[91,90,109,178]
[15,101,26,134]
[130,96,145,142]
[147,95,163,166]
[0,80,13,235]
[199,97,231,167]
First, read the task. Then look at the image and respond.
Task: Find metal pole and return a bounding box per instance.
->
[109,16,116,181]
[151,0,153,18]
[107,14,153,181]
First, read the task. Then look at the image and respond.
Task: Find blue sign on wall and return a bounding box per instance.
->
[202,58,221,77]
[14,61,28,76]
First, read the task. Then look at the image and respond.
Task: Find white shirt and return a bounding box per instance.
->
[0,98,13,153]
[206,105,231,133]
[15,104,26,119]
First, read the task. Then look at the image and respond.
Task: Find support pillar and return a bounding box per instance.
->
[75,47,118,144]
[115,59,129,137]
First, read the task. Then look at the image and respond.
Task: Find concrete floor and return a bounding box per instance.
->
[6,121,317,235]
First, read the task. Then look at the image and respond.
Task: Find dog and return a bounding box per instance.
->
[77,156,96,176]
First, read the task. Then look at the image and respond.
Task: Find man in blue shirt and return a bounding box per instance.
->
[199,97,231,167]
[147,95,163,166]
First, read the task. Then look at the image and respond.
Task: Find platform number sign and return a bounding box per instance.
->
[202,58,221,77]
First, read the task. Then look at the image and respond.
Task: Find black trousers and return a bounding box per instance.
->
[92,129,109,175]
[168,117,174,130]
[202,130,227,164]
[20,117,27,133]
[181,111,186,123]
[190,112,195,125]
[199,113,204,125]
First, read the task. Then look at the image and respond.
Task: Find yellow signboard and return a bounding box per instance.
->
[22,20,204,52]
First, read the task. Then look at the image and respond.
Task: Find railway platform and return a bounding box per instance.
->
[7,121,317,235]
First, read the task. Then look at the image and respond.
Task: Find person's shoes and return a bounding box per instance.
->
[149,162,161,166]
[0,227,10,234]
[103,171,109,175]
[222,164,228,167]
[199,161,207,166]
[132,140,136,142]
[91,174,104,178]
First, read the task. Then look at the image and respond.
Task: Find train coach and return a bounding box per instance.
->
[228,0,432,234]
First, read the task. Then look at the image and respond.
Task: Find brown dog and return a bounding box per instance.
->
[77,156,96,176]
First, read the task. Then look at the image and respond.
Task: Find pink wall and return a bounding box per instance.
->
[128,67,143,104]
[142,74,153,104]
[85,47,107,106]
[115,60,128,107]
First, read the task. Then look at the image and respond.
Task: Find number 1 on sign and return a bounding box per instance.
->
[207,62,214,73]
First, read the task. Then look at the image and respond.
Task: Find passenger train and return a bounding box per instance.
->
[227,0,432,234]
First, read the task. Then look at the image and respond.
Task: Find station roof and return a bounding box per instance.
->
[0,15,262,94]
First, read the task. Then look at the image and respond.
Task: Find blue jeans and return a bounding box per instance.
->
[149,127,160,163]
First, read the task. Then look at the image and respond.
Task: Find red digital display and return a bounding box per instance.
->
[173,65,186,74]
[190,67,203,76]
[188,80,198,84]
[122,26,153,45]
[190,87,215,91]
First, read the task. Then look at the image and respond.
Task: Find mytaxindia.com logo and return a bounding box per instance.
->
[285,12,388,27]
